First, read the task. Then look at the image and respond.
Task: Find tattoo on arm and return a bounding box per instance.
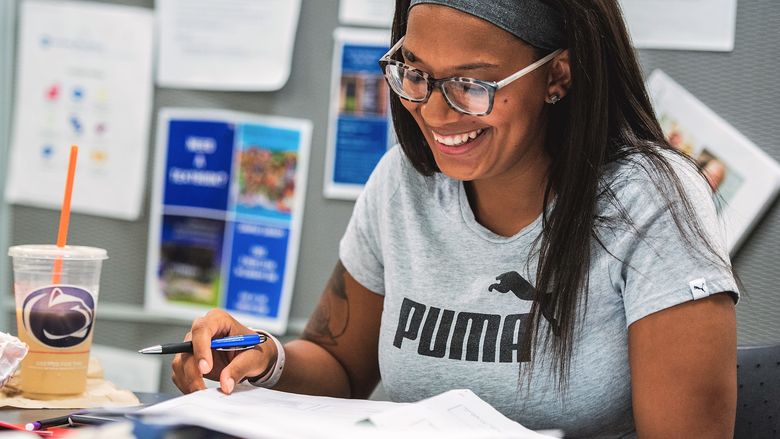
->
[302,261,350,346]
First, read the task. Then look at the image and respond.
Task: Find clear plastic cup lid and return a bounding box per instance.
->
[8,245,108,260]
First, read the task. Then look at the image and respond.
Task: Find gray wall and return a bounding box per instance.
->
[0,0,16,332]
[1,0,779,394]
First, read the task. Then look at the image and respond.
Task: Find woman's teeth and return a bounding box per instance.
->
[433,128,484,146]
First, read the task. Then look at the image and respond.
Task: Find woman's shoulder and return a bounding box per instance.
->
[601,146,709,202]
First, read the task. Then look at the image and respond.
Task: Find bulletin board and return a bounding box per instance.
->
[2,0,779,393]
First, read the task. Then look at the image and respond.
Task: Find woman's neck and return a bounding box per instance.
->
[464,151,550,237]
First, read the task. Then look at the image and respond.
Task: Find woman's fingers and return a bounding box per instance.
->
[190,309,237,376]
[171,351,206,393]
[171,309,250,393]
[219,342,277,394]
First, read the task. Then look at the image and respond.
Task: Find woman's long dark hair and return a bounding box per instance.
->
[389,0,735,390]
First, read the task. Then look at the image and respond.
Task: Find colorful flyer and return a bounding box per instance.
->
[5,0,154,220]
[324,28,393,200]
[146,108,312,333]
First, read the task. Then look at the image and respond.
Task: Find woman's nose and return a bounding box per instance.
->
[419,87,461,125]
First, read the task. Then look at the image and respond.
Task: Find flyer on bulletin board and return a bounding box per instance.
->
[146,108,312,333]
[156,0,301,91]
[5,0,154,220]
[323,28,393,200]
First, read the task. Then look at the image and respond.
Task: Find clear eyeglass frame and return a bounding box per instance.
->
[378,36,563,116]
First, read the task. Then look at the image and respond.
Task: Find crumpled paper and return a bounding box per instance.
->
[0,355,141,409]
[0,332,28,388]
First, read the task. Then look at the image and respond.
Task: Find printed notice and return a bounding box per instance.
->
[156,0,301,91]
[146,108,312,333]
[619,0,737,51]
[324,28,393,200]
[6,0,154,220]
[339,0,395,28]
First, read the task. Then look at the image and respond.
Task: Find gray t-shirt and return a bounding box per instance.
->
[339,145,738,438]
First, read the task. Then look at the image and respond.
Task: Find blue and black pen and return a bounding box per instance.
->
[137,333,266,355]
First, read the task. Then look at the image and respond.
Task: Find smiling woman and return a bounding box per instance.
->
[172,1,739,437]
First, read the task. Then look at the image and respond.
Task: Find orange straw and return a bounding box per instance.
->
[52,145,79,283]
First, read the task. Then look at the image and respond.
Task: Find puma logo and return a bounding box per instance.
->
[688,278,709,299]
[488,272,559,335]
[489,271,535,300]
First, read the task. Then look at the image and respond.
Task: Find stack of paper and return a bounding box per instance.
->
[140,386,561,438]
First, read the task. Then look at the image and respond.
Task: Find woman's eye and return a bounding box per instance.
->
[407,73,425,84]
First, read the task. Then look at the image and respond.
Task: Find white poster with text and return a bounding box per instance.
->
[6,0,154,220]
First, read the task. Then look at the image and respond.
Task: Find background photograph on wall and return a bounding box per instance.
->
[647,69,780,255]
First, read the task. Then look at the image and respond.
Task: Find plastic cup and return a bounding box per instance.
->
[8,245,107,398]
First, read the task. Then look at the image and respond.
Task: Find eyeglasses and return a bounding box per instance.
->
[379,37,562,116]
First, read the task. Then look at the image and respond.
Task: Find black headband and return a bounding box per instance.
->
[408,0,565,51]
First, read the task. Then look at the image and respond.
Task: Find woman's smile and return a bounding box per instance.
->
[430,127,488,155]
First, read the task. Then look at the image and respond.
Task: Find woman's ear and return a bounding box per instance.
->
[546,49,571,101]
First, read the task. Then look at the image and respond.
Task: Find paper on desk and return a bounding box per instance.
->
[0,332,27,388]
[140,385,558,438]
[141,384,402,438]
[0,356,140,409]
[368,389,558,438]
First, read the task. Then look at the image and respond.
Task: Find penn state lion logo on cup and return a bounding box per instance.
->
[22,286,95,348]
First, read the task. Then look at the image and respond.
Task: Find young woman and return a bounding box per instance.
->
[172,1,739,436]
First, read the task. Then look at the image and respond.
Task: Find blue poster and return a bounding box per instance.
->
[325,29,392,199]
[224,222,289,318]
[164,120,235,211]
[147,109,312,333]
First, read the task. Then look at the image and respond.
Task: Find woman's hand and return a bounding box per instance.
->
[171,309,276,395]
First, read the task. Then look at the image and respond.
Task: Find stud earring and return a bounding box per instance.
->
[545,94,561,104]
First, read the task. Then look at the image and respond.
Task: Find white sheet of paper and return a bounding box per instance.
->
[368,389,559,438]
[646,70,780,254]
[5,0,153,220]
[156,0,301,91]
[619,0,737,51]
[140,386,557,438]
[339,0,395,27]
[140,385,403,438]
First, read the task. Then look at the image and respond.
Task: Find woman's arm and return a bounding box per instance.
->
[171,260,384,398]
[275,260,383,398]
[629,292,736,438]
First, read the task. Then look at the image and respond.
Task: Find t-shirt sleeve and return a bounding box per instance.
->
[338,146,403,295]
[608,155,739,327]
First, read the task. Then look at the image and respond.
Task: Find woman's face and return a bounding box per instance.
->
[402,5,553,183]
